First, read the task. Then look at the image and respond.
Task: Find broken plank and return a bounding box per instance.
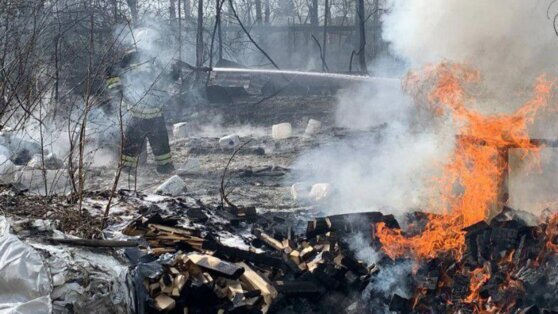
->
[188,253,245,279]
[254,228,284,251]
[203,241,285,269]
[238,262,278,313]
[154,294,176,311]
[274,280,325,297]
[148,224,196,236]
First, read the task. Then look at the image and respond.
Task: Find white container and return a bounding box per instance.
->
[156,175,187,196]
[309,183,333,202]
[290,183,312,202]
[219,134,240,150]
[272,123,292,140]
[305,119,322,135]
[177,157,201,174]
[173,122,190,139]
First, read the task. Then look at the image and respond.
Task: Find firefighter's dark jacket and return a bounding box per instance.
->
[105,49,180,119]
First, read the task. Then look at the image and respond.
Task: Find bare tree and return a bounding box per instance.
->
[196,0,204,80]
[125,0,139,25]
[356,0,368,74]
[264,0,270,24]
[170,0,177,29]
[184,0,191,18]
[255,0,262,25]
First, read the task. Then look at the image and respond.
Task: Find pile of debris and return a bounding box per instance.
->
[120,198,558,313]
[3,181,557,313]
[374,207,558,313]
[122,204,401,313]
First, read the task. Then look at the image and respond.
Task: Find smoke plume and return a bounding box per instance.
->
[382,0,558,102]
[293,81,455,215]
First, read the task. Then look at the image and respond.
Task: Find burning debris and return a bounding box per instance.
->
[369,64,558,313]
[375,207,558,313]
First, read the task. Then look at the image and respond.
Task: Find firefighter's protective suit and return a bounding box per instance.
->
[106,29,177,174]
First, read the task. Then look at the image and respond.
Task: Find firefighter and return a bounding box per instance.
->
[106,28,177,174]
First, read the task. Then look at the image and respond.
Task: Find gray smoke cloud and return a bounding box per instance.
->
[293,0,558,216]
[379,0,558,214]
[382,0,558,101]
[293,81,455,215]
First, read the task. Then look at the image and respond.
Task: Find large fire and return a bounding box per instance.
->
[376,63,554,260]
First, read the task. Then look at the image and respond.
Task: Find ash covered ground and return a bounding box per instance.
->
[88,95,340,211]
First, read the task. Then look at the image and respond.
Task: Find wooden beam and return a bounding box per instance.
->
[46,238,139,247]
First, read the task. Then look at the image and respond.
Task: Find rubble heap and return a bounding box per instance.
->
[2,183,557,313]
[122,200,558,313]
[123,202,400,313]
[375,207,558,313]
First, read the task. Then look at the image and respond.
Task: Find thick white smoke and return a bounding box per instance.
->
[293,81,455,215]
[380,0,558,213]
[382,0,558,100]
[292,0,558,215]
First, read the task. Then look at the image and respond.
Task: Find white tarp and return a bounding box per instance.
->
[28,241,133,313]
[0,217,52,314]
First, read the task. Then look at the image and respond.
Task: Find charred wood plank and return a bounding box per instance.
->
[312,263,341,290]
[46,238,139,247]
[389,294,412,313]
[253,228,285,251]
[334,254,368,276]
[188,253,245,279]
[274,280,326,297]
[203,240,285,269]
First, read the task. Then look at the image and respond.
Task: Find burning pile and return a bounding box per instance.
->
[372,64,558,312]
[378,207,558,313]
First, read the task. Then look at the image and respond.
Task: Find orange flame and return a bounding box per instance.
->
[544,214,558,254]
[465,264,491,303]
[376,63,554,260]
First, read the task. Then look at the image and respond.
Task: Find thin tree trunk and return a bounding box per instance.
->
[264,0,270,24]
[255,0,262,25]
[371,0,380,60]
[310,0,318,26]
[178,0,182,60]
[102,95,125,229]
[112,0,118,23]
[322,0,329,71]
[217,0,223,60]
[54,34,59,102]
[196,0,204,79]
[170,0,177,29]
[126,0,139,25]
[356,0,368,74]
[78,1,96,211]
[184,0,191,17]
